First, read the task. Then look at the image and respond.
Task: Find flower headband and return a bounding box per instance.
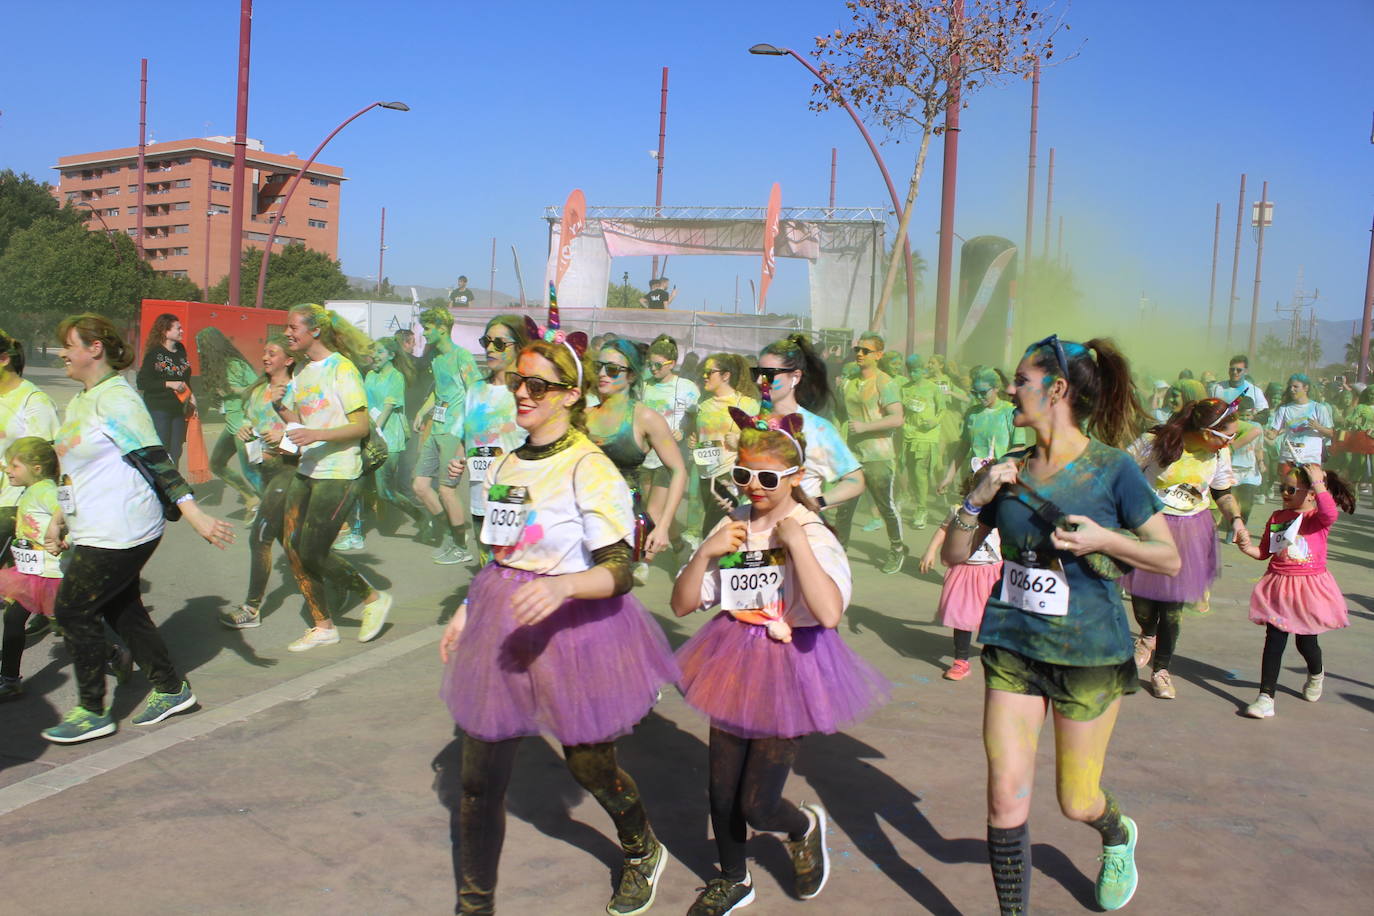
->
[524,282,588,387]
[728,377,805,459]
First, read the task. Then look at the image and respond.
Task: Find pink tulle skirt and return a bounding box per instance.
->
[440,563,680,746]
[1249,570,1349,635]
[937,562,1001,631]
[676,612,891,739]
[1121,510,1218,602]
[0,569,60,616]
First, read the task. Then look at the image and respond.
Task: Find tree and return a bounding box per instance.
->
[811,0,1065,338]
[207,243,351,310]
[0,169,85,255]
[610,281,648,309]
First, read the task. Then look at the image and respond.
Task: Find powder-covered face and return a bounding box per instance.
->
[702,360,726,395]
[736,444,801,513]
[1288,379,1309,400]
[370,343,392,369]
[262,343,292,376]
[284,312,315,354]
[648,354,675,381]
[1008,355,1055,428]
[512,351,578,432]
[422,322,447,348]
[1197,418,1238,453]
[757,353,800,403]
[596,347,632,398]
[484,323,518,373]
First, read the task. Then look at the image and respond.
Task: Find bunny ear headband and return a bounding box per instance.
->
[1207,397,1242,429]
[728,377,806,458]
[523,283,589,387]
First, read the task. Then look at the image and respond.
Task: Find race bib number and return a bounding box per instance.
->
[431,402,449,425]
[57,477,76,516]
[1280,436,1322,465]
[245,438,265,465]
[1157,482,1205,513]
[11,538,42,575]
[467,447,503,514]
[1270,515,1310,562]
[1002,559,1069,616]
[693,444,722,467]
[480,484,528,547]
[720,548,785,618]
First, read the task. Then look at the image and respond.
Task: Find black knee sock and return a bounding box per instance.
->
[449,520,467,548]
[988,822,1030,916]
[1087,789,1128,847]
[953,629,973,660]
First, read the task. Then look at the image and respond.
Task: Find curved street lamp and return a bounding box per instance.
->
[748,44,917,348]
[253,100,409,310]
[72,200,123,263]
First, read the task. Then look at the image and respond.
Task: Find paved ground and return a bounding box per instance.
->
[2,366,1372,914]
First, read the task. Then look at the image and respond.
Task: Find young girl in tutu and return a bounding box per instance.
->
[1236,462,1355,718]
[919,460,1003,682]
[671,396,889,916]
[438,309,679,916]
[0,437,64,700]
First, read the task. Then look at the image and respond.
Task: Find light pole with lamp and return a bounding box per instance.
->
[748,43,918,352]
[72,200,123,262]
[203,209,222,295]
[254,101,409,310]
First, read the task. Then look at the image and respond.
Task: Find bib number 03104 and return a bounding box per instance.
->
[1002,559,1069,616]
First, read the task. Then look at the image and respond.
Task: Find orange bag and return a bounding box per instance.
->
[176,387,213,483]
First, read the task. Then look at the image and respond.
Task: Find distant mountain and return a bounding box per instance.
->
[1251,317,1361,367]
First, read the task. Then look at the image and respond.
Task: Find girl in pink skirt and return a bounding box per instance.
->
[0,437,64,700]
[671,405,889,915]
[920,503,1003,681]
[1236,462,1355,718]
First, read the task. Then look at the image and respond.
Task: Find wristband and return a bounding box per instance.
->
[960,498,981,517]
[175,494,195,505]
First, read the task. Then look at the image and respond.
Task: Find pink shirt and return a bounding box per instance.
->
[1258,490,1337,576]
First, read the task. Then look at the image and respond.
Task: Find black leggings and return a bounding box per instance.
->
[56,540,180,712]
[1132,597,1183,672]
[953,628,973,661]
[282,475,371,626]
[1,601,31,679]
[245,463,295,608]
[453,735,651,915]
[708,727,809,883]
[210,431,257,503]
[1260,624,1323,696]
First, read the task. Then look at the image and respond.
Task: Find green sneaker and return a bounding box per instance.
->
[687,874,755,916]
[1096,815,1139,910]
[786,802,830,899]
[880,545,908,576]
[42,706,116,744]
[606,833,666,916]
[131,681,197,726]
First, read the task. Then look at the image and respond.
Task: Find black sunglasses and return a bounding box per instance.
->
[594,360,628,379]
[703,366,725,377]
[479,335,515,352]
[853,345,878,356]
[753,367,789,384]
[1028,334,1070,378]
[504,373,573,399]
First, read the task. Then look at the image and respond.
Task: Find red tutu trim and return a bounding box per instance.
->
[0,569,60,616]
[937,562,1001,631]
[1249,570,1349,635]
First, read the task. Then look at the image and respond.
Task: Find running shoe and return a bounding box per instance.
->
[242,502,260,528]
[429,531,455,559]
[1095,815,1139,911]
[633,561,650,586]
[288,627,341,652]
[1150,669,1176,699]
[944,659,972,681]
[861,518,883,532]
[1302,672,1324,702]
[786,802,830,900]
[0,675,23,702]
[107,644,134,685]
[333,532,365,552]
[1194,590,1211,614]
[433,544,473,566]
[132,681,197,726]
[43,706,116,744]
[687,874,755,916]
[222,604,262,629]
[358,592,393,643]
[1243,693,1275,718]
[880,546,907,575]
[606,832,666,916]
[913,511,928,530]
[1132,635,1156,669]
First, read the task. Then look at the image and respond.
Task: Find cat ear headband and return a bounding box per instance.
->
[727,377,805,459]
[523,282,588,387]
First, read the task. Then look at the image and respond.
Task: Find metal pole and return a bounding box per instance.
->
[828,147,837,214]
[137,58,147,260]
[933,0,963,358]
[377,206,385,295]
[1247,180,1269,358]
[1307,310,1316,375]
[511,245,527,308]
[651,66,668,281]
[203,210,212,294]
[1042,147,1055,260]
[1057,215,1064,266]
[227,0,252,308]
[1359,214,1374,383]
[1226,173,1247,348]
[1023,59,1039,273]
[1207,202,1221,345]
[488,237,497,307]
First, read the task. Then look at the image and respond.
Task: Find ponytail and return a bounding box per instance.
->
[760,333,831,413]
[289,304,373,369]
[1296,466,1357,514]
[1025,335,1146,449]
[1146,398,1233,468]
[56,313,135,371]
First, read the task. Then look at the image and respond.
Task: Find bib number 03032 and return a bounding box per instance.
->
[1002,559,1069,616]
[479,485,529,547]
[720,548,785,614]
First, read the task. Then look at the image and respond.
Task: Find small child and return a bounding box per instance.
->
[0,438,64,700]
[1235,462,1355,718]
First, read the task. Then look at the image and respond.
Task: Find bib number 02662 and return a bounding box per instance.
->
[1001,559,1069,616]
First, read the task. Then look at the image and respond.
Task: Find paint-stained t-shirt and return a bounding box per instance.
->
[430,346,482,437]
[642,376,700,470]
[365,364,408,452]
[283,352,368,480]
[0,378,59,507]
[841,371,902,463]
[795,406,861,499]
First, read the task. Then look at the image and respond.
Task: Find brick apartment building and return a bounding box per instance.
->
[51,137,343,292]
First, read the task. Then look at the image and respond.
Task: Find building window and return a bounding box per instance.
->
[210,203,230,215]
[309,176,331,187]
[172,201,190,211]
[171,247,189,257]
[128,185,138,193]
[105,187,119,195]
[212,159,232,169]
[64,171,79,179]
[126,227,139,236]
[210,181,231,192]
[106,208,120,217]
[175,157,190,166]
[308,198,328,208]
[81,170,95,180]
[307,218,327,229]
[245,231,269,242]
[173,179,191,188]
[168,269,189,278]
[170,224,188,234]
[65,191,79,202]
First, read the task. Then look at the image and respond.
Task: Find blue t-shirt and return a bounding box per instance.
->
[977,439,1163,667]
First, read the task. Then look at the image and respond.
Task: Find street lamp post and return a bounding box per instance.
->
[749,43,918,352]
[203,209,221,295]
[253,101,409,310]
[72,201,123,262]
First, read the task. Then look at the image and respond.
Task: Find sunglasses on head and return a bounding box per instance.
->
[594,361,628,379]
[479,335,515,351]
[1028,333,1071,379]
[504,373,573,399]
[731,465,800,490]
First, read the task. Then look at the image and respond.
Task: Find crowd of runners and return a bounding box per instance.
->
[0,305,1360,916]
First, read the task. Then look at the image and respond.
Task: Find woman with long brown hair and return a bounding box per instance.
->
[137,313,194,466]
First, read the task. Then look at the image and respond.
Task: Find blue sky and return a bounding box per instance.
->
[3,0,1371,333]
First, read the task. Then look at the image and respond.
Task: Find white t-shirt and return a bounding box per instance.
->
[1216,379,1269,412]
[0,378,60,507]
[1128,434,1236,517]
[462,380,527,517]
[641,376,700,470]
[12,479,63,578]
[283,352,368,480]
[689,503,851,629]
[482,431,634,575]
[1269,401,1333,465]
[54,375,165,549]
[795,406,862,499]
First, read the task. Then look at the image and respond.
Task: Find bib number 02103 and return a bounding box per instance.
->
[1001,559,1069,616]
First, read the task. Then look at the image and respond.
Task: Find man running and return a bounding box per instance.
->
[1213,354,1269,410]
[834,333,906,573]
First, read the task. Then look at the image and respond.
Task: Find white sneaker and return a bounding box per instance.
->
[430,533,454,559]
[1302,672,1324,702]
[358,592,392,643]
[434,544,473,565]
[288,627,340,652]
[1243,693,1275,718]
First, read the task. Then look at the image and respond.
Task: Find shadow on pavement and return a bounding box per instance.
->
[158,596,278,672]
[844,603,948,670]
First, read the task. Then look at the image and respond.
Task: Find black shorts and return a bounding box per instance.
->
[981,644,1136,722]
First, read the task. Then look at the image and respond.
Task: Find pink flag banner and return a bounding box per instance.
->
[555,189,586,293]
[758,183,781,314]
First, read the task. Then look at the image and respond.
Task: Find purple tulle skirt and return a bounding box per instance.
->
[0,569,60,616]
[676,612,891,739]
[937,562,1001,631]
[1121,510,1218,602]
[440,563,680,746]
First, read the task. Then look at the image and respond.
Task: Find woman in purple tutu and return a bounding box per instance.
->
[1123,398,1249,699]
[438,329,679,916]
[1236,462,1355,718]
[670,401,889,916]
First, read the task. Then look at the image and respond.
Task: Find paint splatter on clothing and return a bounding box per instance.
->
[0,378,59,507]
[795,406,861,500]
[283,352,367,480]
